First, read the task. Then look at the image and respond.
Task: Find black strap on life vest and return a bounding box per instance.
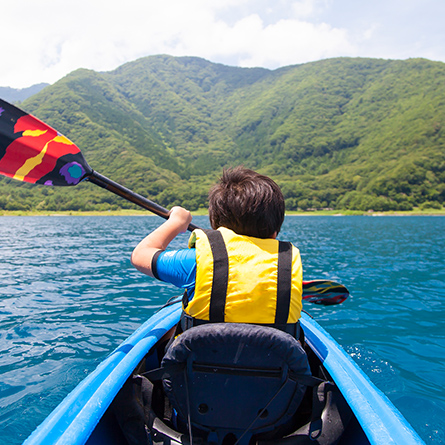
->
[275,241,292,325]
[203,229,229,322]
[203,230,293,324]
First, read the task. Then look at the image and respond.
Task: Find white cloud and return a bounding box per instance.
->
[362,24,379,42]
[291,0,329,19]
[233,17,356,68]
[0,0,443,88]
[0,0,356,87]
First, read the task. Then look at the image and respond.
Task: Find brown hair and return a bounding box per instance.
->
[208,167,285,238]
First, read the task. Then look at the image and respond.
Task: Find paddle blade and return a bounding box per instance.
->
[302,280,349,305]
[0,99,92,186]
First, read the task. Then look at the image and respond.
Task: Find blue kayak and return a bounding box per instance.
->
[23,300,424,445]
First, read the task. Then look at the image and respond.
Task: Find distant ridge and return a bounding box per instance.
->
[0,55,444,212]
[0,83,50,103]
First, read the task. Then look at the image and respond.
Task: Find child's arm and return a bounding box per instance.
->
[131,206,192,277]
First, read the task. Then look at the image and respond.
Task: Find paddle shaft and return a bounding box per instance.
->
[87,171,199,232]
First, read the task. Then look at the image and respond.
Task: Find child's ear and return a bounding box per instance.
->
[271,232,277,239]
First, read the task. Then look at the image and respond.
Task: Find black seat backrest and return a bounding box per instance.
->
[161,323,312,444]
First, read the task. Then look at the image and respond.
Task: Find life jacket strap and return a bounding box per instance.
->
[275,241,292,324]
[202,229,229,322]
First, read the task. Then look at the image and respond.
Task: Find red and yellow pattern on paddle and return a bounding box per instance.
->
[0,99,92,186]
[302,280,349,305]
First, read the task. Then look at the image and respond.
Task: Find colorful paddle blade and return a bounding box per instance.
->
[302,280,349,305]
[0,99,92,186]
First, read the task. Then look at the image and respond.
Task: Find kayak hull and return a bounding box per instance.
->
[23,301,424,445]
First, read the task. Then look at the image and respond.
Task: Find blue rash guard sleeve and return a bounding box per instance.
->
[152,249,196,297]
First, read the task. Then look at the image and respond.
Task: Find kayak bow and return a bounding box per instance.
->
[23,301,424,445]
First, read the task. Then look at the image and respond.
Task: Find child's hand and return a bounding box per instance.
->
[131,206,192,276]
[169,206,192,233]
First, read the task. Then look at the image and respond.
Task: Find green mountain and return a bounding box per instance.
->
[1,56,444,212]
[0,83,50,103]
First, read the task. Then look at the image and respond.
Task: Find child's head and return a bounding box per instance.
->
[208,166,285,239]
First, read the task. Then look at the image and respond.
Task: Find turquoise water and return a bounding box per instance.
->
[0,215,444,444]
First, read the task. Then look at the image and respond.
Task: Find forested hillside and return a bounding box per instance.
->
[1,56,444,212]
[0,83,49,103]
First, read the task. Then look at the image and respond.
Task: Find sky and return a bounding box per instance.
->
[1,0,444,89]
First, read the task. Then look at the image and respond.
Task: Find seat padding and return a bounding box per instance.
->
[162,323,311,438]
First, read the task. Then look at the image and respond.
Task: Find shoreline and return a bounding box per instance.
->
[1,209,444,217]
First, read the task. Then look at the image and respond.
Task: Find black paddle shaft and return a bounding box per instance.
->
[87,171,200,232]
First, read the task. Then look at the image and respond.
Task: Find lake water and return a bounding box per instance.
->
[0,215,444,444]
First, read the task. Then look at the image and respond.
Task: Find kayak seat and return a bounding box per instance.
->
[147,323,319,445]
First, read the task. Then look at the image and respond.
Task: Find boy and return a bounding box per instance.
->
[131,167,303,337]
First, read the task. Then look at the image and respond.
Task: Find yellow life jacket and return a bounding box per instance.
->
[184,227,303,325]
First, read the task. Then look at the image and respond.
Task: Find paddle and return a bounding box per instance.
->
[302,280,349,305]
[0,99,349,305]
[0,98,199,231]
